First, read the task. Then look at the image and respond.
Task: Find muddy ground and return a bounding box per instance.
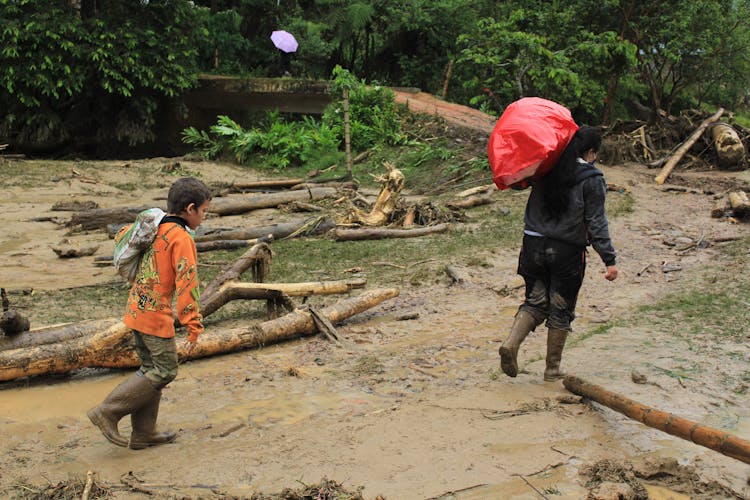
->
[1,155,750,499]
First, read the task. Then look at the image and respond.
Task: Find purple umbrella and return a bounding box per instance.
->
[270,30,298,53]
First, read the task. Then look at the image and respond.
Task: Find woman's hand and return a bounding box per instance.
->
[604,265,618,281]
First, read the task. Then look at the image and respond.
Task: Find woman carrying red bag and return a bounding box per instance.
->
[499,126,619,381]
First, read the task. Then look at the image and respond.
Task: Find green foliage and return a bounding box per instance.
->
[0,0,205,150]
[325,66,406,150]
[182,112,340,170]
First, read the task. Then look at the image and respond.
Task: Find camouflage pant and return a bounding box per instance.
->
[132,330,178,389]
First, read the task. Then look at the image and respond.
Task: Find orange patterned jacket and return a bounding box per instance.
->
[123,221,204,342]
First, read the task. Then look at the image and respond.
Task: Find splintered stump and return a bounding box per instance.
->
[0,288,399,381]
[564,375,750,465]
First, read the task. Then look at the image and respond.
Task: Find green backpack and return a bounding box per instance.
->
[113,208,166,283]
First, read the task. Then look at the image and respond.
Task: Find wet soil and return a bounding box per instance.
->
[1,155,750,499]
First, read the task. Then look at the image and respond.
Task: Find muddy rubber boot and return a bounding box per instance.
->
[87,374,157,447]
[543,328,569,381]
[129,388,177,450]
[499,310,538,377]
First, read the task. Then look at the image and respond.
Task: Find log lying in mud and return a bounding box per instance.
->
[195,217,335,243]
[232,178,306,191]
[331,223,449,241]
[0,288,399,381]
[564,375,750,465]
[209,187,338,216]
[728,191,750,218]
[68,205,151,231]
[445,193,494,209]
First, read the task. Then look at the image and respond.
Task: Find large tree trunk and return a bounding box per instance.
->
[564,375,750,465]
[209,187,338,216]
[710,122,746,170]
[0,288,399,381]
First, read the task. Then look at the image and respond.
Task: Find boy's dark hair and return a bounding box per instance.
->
[167,177,212,214]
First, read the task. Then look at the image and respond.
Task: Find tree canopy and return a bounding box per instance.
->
[2,0,750,154]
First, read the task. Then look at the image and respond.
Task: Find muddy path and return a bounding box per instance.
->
[0,157,749,499]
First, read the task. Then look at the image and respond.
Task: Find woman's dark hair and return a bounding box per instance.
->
[167,177,212,214]
[539,125,601,218]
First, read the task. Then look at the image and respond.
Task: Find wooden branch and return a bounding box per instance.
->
[231,178,305,190]
[564,375,750,465]
[0,288,399,381]
[445,193,494,209]
[200,279,367,317]
[331,223,449,241]
[655,108,724,184]
[201,243,271,298]
[209,187,338,216]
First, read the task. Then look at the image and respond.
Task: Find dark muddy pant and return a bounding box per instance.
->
[132,330,178,389]
[517,234,586,331]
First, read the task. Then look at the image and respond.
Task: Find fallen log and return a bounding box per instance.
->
[709,122,746,170]
[445,193,494,209]
[209,187,338,216]
[655,108,724,185]
[728,191,750,218]
[68,205,151,231]
[0,319,120,351]
[456,184,495,198]
[201,242,271,298]
[232,178,306,190]
[0,288,399,381]
[194,217,335,243]
[711,197,731,218]
[291,181,358,191]
[196,238,270,252]
[200,278,367,318]
[564,375,750,465]
[331,223,450,241]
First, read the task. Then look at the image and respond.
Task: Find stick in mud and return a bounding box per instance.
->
[563,375,750,465]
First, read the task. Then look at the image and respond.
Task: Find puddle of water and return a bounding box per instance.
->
[644,484,691,500]
[0,373,127,422]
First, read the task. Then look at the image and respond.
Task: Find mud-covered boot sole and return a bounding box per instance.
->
[87,408,128,447]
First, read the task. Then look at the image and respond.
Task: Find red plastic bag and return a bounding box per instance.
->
[488,97,578,190]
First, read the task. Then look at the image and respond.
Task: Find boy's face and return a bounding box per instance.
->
[182,199,210,230]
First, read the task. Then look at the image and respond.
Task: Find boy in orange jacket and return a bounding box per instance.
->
[88,177,211,449]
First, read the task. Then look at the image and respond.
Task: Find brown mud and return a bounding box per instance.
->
[0,156,749,499]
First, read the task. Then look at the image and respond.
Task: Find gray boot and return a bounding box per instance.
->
[87,373,157,447]
[129,388,177,450]
[543,328,569,381]
[499,310,539,377]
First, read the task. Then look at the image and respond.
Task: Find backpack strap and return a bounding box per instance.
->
[160,215,189,230]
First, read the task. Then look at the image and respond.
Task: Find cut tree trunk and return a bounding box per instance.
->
[0,288,399,381]
[728,191,750,218]
[709,122,746,170]
[194,217,335,243]
[655,108,724,184]
[564,375,750,465]
[331,223,450,241]
[209,187,338,216]
[711,197,731,218]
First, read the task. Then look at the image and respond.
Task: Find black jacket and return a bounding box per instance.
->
[523,160,617,266]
